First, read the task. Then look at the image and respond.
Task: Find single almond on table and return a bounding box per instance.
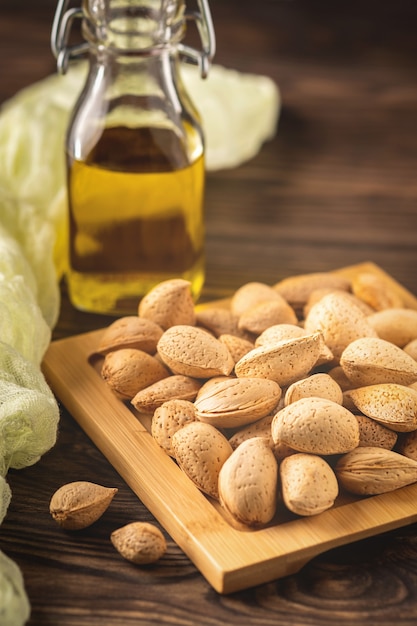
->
[335,446,417,495]
[218,437,278,527]
[138,278,196,330]
[172,421,233,499]
[346,383,417,432]
[50,481,118,530]
[340,337,417,387]
[96,316,163,355]
[367,308,417,348]
[234,331,324,387]
[157,325,235,378]
[284,373,343,406]
[280,453,339,516]
[271,397,360,455]
[131,375,202,413]
[194,376,282,428]
[101,348,170,400]
[111,522,166,564]
[151,399,196,456]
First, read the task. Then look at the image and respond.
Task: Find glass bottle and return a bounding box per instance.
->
[51,0,215,315]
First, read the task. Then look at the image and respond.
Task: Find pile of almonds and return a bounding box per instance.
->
[96,272,417,527]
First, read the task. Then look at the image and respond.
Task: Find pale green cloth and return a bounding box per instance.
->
[0,61,279,625]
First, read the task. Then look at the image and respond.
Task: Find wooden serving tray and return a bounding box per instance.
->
[42,262,417,594]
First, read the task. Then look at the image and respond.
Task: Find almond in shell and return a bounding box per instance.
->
[172,421,233,499]
[151,399,196,456]
[157,325,234,378]
[304,292,378,361]
[101,348,170,400]
[271,397,360,455]
[238,297,298,335]
[355,414,398,450]
[280,453,339,516]
[284,373,343,406]
[335,446,417,495]
[340,337,417,387]
[96,316,163,355]
[138,278,196,330]
[346,383,417,432]
[234,331,324,387]
[194,376,282,428]
[131,375,202,413]
[218,437,278,526]
[367,308,417,347]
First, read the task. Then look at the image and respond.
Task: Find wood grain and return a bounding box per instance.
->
[41,263,417,594]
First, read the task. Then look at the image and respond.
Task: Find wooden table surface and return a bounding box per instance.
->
[2,1,417,624]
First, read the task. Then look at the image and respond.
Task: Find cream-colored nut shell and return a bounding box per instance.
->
[218,437,278,526]
[131,375,202,413]
[367,308,417,347]
[196,307,249,339]
[271,397,360,455]
[355,414,398,450]
[101,348,170,400]
[335,446,417,495]
[255,323,305,347]
[404,338,417,361]
[151,399,196,456]
[351,272,404,311]
[397,430,417,461]
[231,281,282,316]
[304,292,378,360]
[96,316,163,355]
[138,278,196,330]
[172,421,233,499]
[228,414,274,450]
[157,325,234,378]
[238,297,298,334]
[50,481,118,530]
[218,334,254,363]
[280,453,339,516]
[284,373,343,406]
[111,522,166,564]
[235,331,324,387]
[340,337,417,387]
[194,376,281,428]
[273,272,351,308]
[346,383,417,432]
[303,289,374,318]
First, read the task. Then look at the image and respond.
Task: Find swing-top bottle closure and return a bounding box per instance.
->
[51,0,216,79]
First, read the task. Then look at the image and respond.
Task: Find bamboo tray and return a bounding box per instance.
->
[42,262,417,594]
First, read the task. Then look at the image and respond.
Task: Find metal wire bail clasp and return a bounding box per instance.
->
[51,0,215,78]
[179,0,216,79]
[51,0,88,74]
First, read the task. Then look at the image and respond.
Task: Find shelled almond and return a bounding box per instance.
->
[97,271,417,527]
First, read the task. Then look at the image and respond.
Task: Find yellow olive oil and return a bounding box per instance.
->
[66,126,205,314]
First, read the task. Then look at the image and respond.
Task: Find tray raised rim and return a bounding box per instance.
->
[42,262,417,594]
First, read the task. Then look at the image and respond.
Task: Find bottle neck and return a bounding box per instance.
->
[81,0,186,54]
